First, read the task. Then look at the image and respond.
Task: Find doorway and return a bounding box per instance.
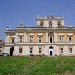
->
[49,46,53,56]
[50,51,52,55]
[10,47,14,56]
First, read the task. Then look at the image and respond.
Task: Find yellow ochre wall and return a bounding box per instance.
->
[57,32,75,42]
[27,32,46,42]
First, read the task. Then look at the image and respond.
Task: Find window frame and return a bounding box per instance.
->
[11,39,14,43]
[60,36,64,42]
[0,47,2,48]
[60,48,63,54]
[50,36,52,43]
[39,48,42,53]
[38,36,42,42]
[19,36,23,42]
[49,21,52,27]
[19,48,22,53]
[68,36,72,43]
[0,50,1,53]
[29,36,33,42]
[40,21,44,27]
[30,48,33,53]
[69,48,72,54]
[57,21,61,26]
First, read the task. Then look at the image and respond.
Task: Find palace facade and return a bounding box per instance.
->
[4,15,75,56]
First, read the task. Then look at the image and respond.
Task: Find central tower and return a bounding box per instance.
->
[36,14,64,27]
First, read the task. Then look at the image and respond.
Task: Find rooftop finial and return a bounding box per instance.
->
[6,27,10,30]
[49,13,52,16]
[37,14,39,18]
[19,22,25,27]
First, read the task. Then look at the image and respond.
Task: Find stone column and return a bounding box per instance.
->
[15,33,18,42]
[24,33,27,42]
[73,46,75,56]
[5,34,10,43]
[45,20,48,27]
[13,46,19,55]
[54,33,57,42]
[45,32,48,42]
[5,34,10,54]
[64,46,68,55]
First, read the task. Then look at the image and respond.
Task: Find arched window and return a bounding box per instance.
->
[49,21,52,27]
[57,21,61,26]
[57,21,63,28]
[40,21,44,27]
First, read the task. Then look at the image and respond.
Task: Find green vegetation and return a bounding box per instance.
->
[0,56,75,75]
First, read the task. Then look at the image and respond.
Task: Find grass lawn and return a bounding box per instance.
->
[0,56,75,75]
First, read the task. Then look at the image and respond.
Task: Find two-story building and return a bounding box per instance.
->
[4,14,75,56]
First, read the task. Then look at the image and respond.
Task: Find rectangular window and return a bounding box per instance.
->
[20,37,22,42]
[60,48,63,53]
[12,39,14,43]
[60,37,63,42]
[69,48,72,53]
[0,47,2,48]
[49,24,52,28]
[39,37,41,42]
[68,36,72,42]
[39,48,41,53]
[30,48,32,53]
[19,48,22,53]
[0,50,1,53]
[30,37,33,42]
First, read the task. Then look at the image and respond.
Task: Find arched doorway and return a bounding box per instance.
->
[10,47,14,56]
[49,46,53,56]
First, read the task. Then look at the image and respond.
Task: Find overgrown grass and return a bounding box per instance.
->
[0,56,75,75]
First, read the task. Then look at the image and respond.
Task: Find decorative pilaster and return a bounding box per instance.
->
[45,32,48,42]
[54,33,57,42]
[24,33,27,42]
[5,34,10,43]
[15,33,18,42]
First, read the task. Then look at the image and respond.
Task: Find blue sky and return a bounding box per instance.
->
[0,0,75,40]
